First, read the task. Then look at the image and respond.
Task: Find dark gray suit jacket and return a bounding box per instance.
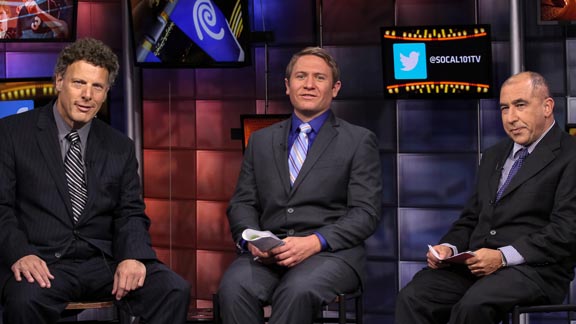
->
[227,112,382,283]
[0,103,157,286]
[441,123,576,303]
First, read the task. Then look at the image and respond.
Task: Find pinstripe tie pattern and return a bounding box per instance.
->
[496,148,528,202]
[289,123,312,186]
[64,130,87,223]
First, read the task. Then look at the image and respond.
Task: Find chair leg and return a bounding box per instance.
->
[355,293,363,324]
[512,306,521,324]
[213,293,221,324]
[338,293,346,324]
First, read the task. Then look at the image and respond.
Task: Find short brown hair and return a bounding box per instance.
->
[285,47,340,85]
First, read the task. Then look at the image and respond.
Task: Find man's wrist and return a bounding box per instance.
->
[499,250,508,268]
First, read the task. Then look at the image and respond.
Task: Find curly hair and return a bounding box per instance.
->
[53,38,119,86]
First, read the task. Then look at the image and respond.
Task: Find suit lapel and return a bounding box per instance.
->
[80,121,107,224]
[35,106,74,221]
[498,125,561,201]
[272,119,292,196]
[489,142,513,202]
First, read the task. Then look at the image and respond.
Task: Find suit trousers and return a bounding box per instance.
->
[1,256,190,324]
[395,265,548,324]
[217,253,359,324]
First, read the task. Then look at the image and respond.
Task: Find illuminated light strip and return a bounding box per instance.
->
[387,81,490,89]
[383,32,487,41]
[0,84,55,100]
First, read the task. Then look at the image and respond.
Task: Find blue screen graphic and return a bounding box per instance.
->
[0,100,34,119]
[393,43,427,80]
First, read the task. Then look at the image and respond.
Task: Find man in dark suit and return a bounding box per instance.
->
[217,47,382,324]
[0,38,190,324]
[395,71,576,324]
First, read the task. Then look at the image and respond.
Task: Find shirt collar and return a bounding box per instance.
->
[511,120,555,157]
[52,103,91,146]
[290,110,331,134]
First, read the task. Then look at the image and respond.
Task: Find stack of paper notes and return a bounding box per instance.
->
[242,229,285,251]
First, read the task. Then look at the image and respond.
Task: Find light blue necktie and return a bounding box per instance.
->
[496,148,528,202]
[288,123,312,186]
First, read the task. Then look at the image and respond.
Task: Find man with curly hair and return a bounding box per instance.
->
[0,37,190,324]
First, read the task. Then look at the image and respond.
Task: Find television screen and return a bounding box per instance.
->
[128,0,251,68]
[0,0,77,41]
[0,78,110,123]
[241,114,291,152]
[380,25,493,99]
[538,0,576,24]
[0,99,33,118]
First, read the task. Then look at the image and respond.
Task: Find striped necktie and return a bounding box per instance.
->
[288,123,312,186]
[64,130,88,223]
[496,148,528,202]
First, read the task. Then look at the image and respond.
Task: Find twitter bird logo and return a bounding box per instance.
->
[400,51,419,71]
[393,43,427,80]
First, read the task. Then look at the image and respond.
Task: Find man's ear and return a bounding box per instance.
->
[55,75,63,92]
[543,97,554,118]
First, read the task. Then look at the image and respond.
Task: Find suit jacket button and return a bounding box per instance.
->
[287,208,294,214]
[288,229,295,235]
[55,252,62,259]
[489,230,497,235]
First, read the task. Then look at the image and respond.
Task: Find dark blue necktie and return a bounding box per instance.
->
[496,148,528,202]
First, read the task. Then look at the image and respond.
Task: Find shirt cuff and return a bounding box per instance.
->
[498,245,525,266]
[314,232,328,251]
[440,243,458,255]
[236,239,249,253]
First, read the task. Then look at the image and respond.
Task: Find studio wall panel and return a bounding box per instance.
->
[363,261,397,314]
[251,0,316,45]
[398,100,478,153]
[141,69,196,100]
[321,0,394,45]
[196,150,243,201]
[331,100,396,151]
[254,47,301,99]
[327,46,385,99]
[398,208,461,261]
[196,250,236,300]
[142,149,196,199]
[195,100,255,150]
[195,67,256,100]
[145,198,197,249]
[365,208,397,259]
[398,153,478,208]
[396,0,476,26]
[142,100,196,149]
[196,200,236,251]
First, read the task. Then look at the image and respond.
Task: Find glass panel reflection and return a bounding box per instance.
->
[398,153,478,207]
[398,208,461,261]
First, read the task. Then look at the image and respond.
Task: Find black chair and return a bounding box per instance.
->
[509,304,576,324]
[212,290,363,324]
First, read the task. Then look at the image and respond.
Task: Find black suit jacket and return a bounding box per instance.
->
[0,104,157,286]
[227,112,382,282]
[441,123,576,303]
